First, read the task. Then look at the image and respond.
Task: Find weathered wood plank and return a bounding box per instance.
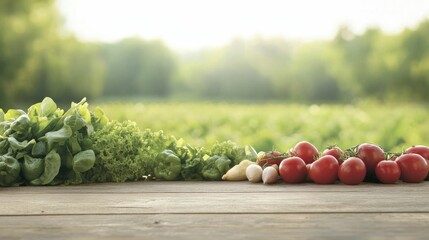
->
[1,213,428,240]
[1,181,428,194]
[1,182,429,239]
[1,182,429,215]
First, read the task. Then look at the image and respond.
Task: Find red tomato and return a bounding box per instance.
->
[406,145,429,160]
[279,157,307,184]
[375,161,401,184]
[338,157,366,185]
[256,151,284,167]
[357,143,385,176]
[395,153,428,183]
[426,160,429,181]
[322,147,345,161]
[292,141,319,164]
[309,155,339,184]
[306,163,312,182]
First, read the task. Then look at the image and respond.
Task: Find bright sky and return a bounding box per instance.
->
[57,0,429,51]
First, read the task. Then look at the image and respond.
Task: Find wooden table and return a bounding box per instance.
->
[1,181,429,239]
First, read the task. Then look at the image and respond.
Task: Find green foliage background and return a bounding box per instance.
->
[1,1,429,151]
[96,101,429,152]
[1,0,429,107]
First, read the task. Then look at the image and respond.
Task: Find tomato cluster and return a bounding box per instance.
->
[256,141,429,185]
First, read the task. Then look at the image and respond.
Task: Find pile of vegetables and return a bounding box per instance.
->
[0,98,257,186]
[0,98,107,186]
[2,98,429,187]
[229,141,429,185]
[84,123,258,183]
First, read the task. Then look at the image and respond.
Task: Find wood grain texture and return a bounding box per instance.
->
[1,182,429,239]
[2,181,428,193]
[1,213,429,240]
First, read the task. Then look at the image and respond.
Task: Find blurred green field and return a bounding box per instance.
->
[96,101,429,153]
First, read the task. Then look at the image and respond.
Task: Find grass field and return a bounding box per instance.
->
[96,101,429,153]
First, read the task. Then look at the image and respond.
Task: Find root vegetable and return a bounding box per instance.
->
[272,164,279,172]
[222,160,255,181]
[246,164,263,183]
[262,166,278,184]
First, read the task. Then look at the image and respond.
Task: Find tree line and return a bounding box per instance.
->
[1,0,429,107]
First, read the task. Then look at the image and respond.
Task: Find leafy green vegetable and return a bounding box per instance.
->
[28,99,62,139]
[0,155,21,186]
[41,125,73,147]
[140,129,177,179]
[180,145,204,181]
[181,159,203,180]
[8,137,36,151]
[201,155,231,181]
[1,97,103,186]
[4,109,26,121]
[58,146,74,169]
[1,97,259,186]
[53,98,87,130]
[73,150,95,173]
[32,141,47,157]
[67,135,82,155]
[30,149,61,185]
[91,107,109,131]
[64,114,86,132]
[22,155,44,181]
[84,120,145,182]
[215,156,232,174]
[210,141,254,165]
[0,137,9,155]
[154,149,182,180]
[8,114,31,138]
[41,97,57,117]
[3,114,31,141]
[32,118,60,139]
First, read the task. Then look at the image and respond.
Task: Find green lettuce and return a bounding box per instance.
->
[0,97,104,186]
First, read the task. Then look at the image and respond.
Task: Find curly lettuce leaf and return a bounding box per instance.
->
[84,120,145,183]
[209,140,245,165]
[140,129,177,178]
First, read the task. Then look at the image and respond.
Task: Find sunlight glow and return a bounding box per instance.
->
[58,0,429,50]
